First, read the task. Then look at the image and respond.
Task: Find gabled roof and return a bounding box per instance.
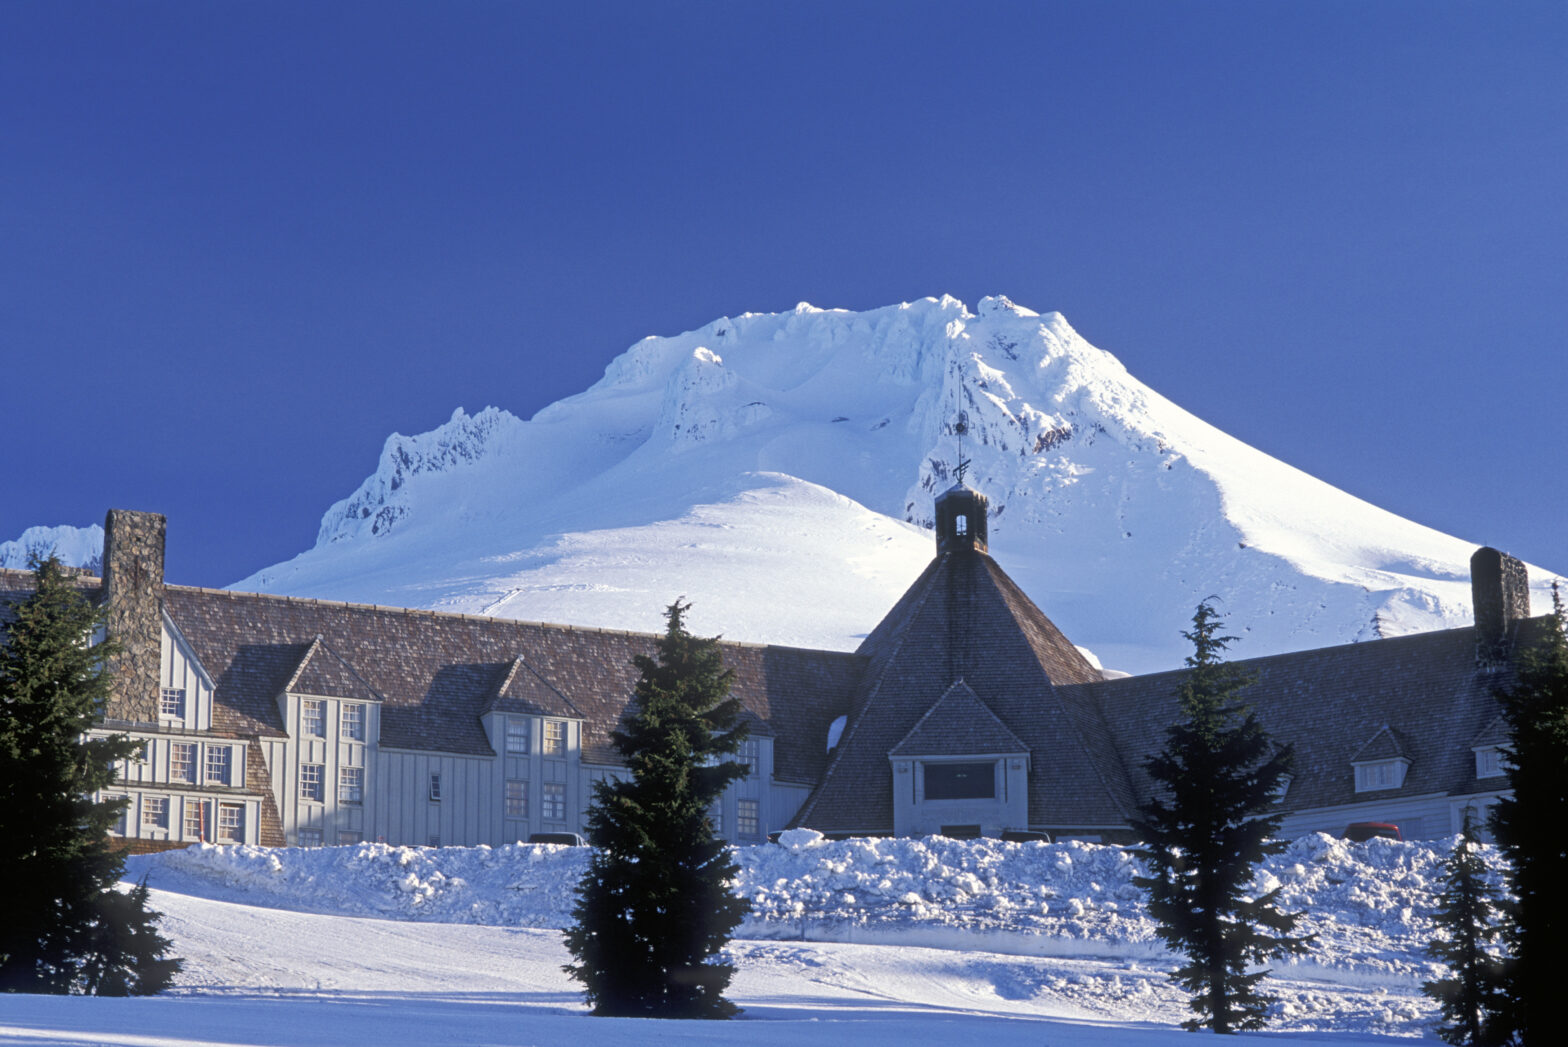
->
[890,680,1028,758]
[1351,724,1408,763]
[1081,619,1550,813]
[284,636,383,704]
[487,656,580,719]
[160,585,863,771]
[794,548,1133,834]
[1468,715,1507,750]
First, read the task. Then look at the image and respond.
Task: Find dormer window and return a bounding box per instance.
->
[1270,773,1293,804]
[1475,746,1506,779]
[1353,757,1410,792]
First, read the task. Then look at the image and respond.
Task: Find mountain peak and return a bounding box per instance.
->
[226,295,1557,673]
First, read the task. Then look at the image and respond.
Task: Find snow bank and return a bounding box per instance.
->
[133,832,1486,992]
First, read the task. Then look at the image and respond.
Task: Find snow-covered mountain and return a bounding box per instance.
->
[0,522,103,574]
[208,294,1555,674]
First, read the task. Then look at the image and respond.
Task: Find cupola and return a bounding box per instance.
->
[934,483,988,555]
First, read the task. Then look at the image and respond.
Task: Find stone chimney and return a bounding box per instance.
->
[1471,546,1530,668]
[101,509,166,722]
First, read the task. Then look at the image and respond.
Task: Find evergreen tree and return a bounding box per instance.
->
[563,600,750,1018]
[1132,601,1311,1033]
[1423,813,1509,1046]
[0,556,180,994]
[1490,582,1568,1046]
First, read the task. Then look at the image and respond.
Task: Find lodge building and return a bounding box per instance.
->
[0,487,1542,850]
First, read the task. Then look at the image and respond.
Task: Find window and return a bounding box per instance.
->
[302,699,325,737]
[338,831,361,845]
[1476,747,1505,779]
[429,772,442,802]
[297,828,323,848]
[300,763,325,803]
[170,742,196,783]
[1354,759,1409,793]
[339,766,364,804]
[710,804,723,834]
[341,703,365,741]
[427,835,441,848]
[956,514,968,536]
[216,803,244,843]
[184,801,205,841]
[923,762,996,800]
[737,798,760,839]
[205,746,231,786]
[142,796,169,830]
[506,719,530,755]
[505,779,528,818]
[543,720,565,756]
[1270,773,1294,805]
[159,688,186,718]
[739,739,759,776]
[541,782,565,821]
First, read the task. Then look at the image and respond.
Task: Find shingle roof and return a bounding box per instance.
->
[160,585,864,772]
[1081,619,1548,813]
[890,680,1029,757]
[793,548,1134,834]
[1352,725,1408,763]
[285,637,384,704]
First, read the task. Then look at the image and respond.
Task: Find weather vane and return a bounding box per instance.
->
[954,413,970,485]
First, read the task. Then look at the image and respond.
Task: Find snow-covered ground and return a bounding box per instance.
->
[2,832,1485,1045]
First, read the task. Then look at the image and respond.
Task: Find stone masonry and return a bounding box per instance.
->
[101,509,165,722]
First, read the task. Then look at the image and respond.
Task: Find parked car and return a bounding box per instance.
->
[1343,821,1402,842]
[1000,830,1052,843]
[527,831,588,846]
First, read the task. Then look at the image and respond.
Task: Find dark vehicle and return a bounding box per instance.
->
[528,832,588,846]
[1343,821,1402,842]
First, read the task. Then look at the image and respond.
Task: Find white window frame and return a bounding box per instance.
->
[170,742,196,784]
[216,802,244,843]
[204,745,231,786]
[159,687,186,719]
[302,699,326,738]
[339,766,364,804]
[1353,757,1410,793]
[341,703,365,741]
[142,796,169,830]
[297,828,323,848]
[541,782,565,821]
[1474,746,1506,779]
[300,763,325,803]
[505,719,530,755]
[505,779,528,818]
[184,800,205,841]
[543,720,566,756]
[429,772,442,802]
[737,798,760,840]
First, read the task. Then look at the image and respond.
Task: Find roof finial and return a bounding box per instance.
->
[954,413,970,486]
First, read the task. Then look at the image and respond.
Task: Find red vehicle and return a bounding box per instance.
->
[1343,821,1402,842]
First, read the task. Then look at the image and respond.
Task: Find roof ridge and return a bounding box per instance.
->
[164,583,861,657]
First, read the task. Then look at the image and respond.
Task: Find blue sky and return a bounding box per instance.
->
[4,1,1564,585]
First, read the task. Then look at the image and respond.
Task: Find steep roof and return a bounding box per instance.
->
[793,547,1133,834]
[890,680,1029,758]
[160,585,863,774]
[1079,619,1551,813]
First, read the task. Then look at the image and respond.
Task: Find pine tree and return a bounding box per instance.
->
[1132,601,1311,1033]
[563,600,750,1018]
[0,556,180,994]
[1423,813,1508,1046]
[1490,582,1568,1046]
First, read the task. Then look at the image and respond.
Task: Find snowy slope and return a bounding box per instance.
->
[0,522,102,573]
[207,294,1557,673]
[8,832,1479,1046]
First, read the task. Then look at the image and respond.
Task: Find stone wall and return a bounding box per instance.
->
[101,510,166,722]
